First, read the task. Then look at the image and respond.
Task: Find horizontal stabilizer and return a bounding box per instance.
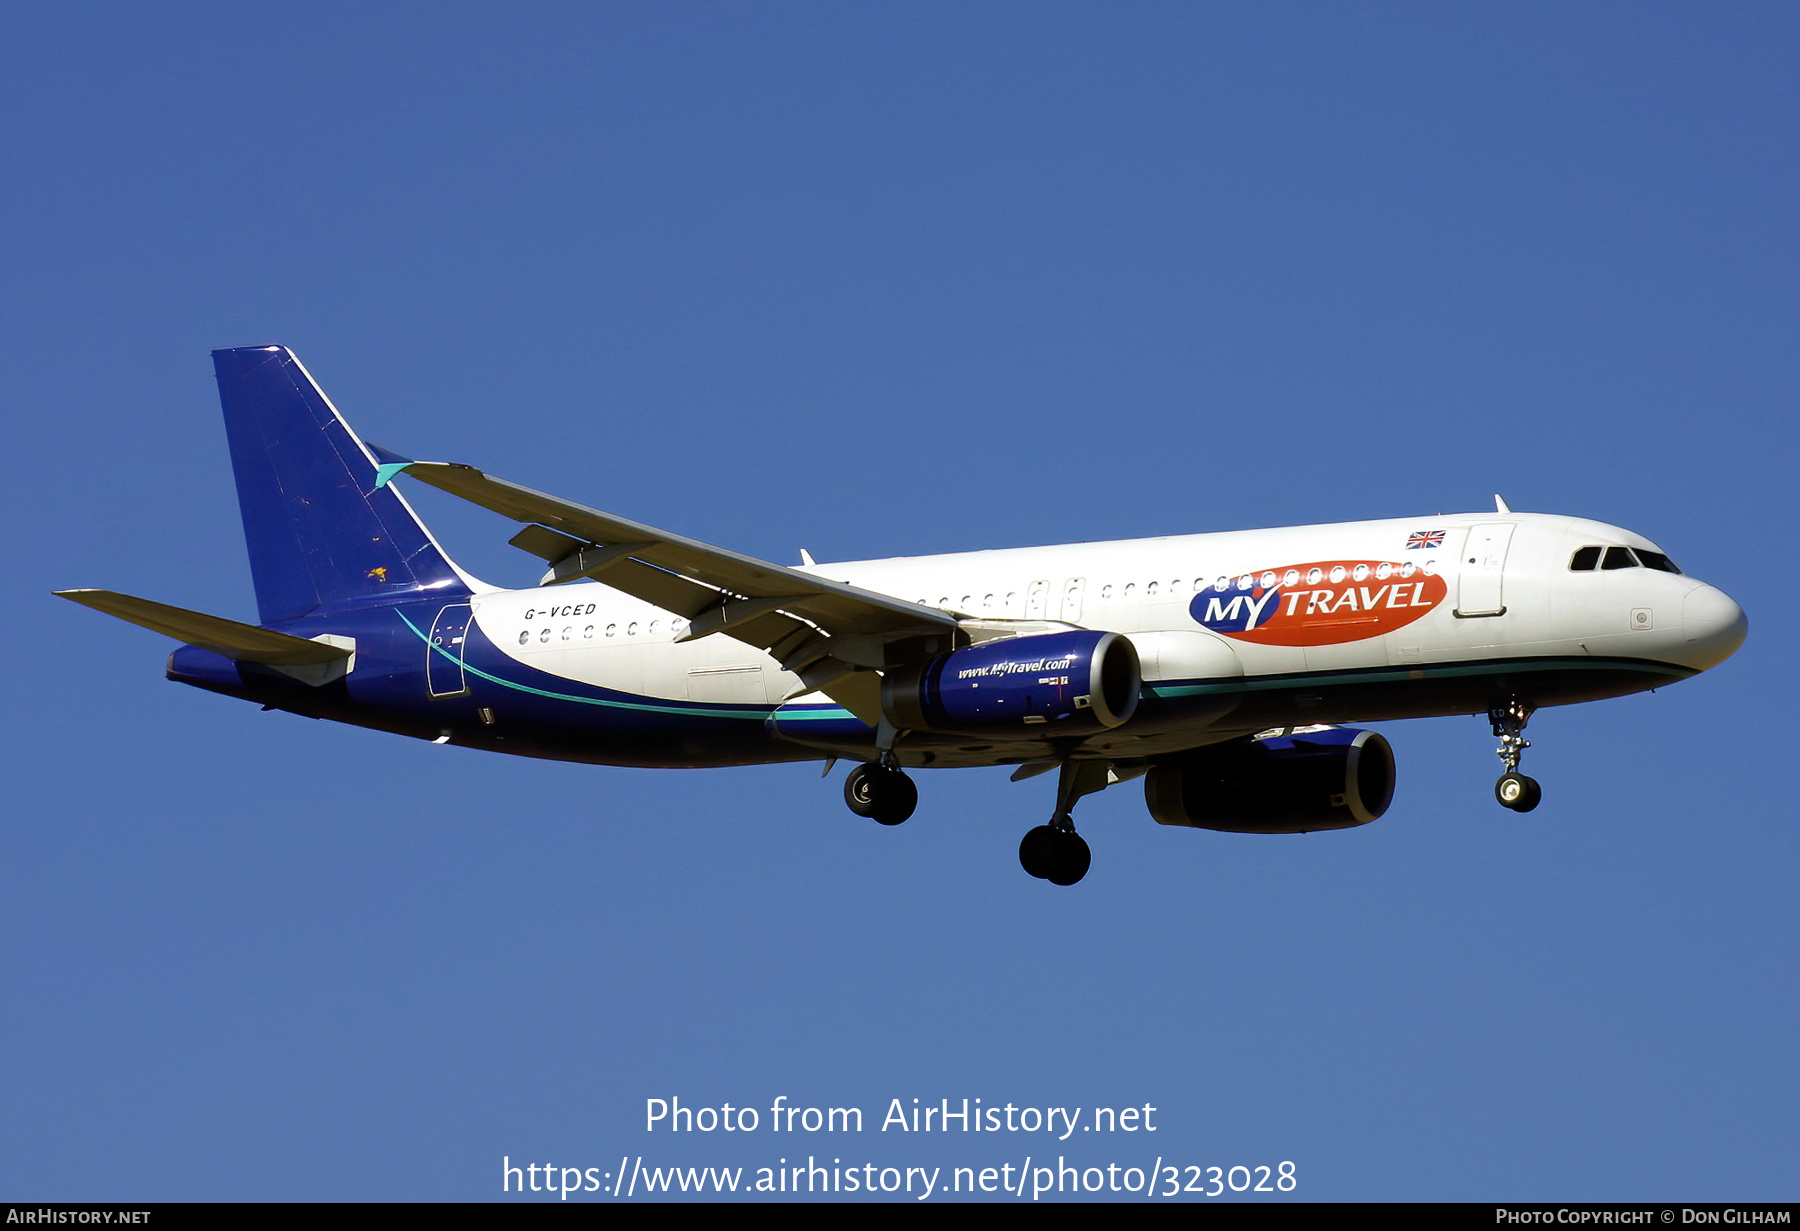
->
[55,590,352,666]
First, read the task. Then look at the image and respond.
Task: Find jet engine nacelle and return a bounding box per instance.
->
[1145,726,1395,834]
[881,630,1140,738]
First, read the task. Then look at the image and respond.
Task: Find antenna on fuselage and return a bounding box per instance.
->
[1494,494,1512,514]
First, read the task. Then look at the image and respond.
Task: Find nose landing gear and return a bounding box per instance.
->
[1489,700,1541,812]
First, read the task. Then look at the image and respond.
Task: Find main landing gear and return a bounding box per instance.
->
[844,759,918,826]
[1489,700,1542,813]
[1018,760,1108,886]
[1019,823,1090,886]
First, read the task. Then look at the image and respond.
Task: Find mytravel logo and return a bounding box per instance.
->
[1189,561,1447,647]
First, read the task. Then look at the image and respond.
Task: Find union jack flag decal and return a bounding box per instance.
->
[1406,530,1445,550]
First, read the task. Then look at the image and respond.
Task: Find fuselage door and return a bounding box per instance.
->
[1025,579,1050,619]
[1456,524,1515,617]
[427,603,473,697]
[1061,577,1086,623]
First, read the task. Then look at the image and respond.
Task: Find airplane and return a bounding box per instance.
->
[58,346,1748,886]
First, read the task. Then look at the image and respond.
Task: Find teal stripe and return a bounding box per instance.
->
[1146,655,1692,700]
[401,611,1681,723]
[396,610,857,722]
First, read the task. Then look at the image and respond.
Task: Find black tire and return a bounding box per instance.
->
[845,764,917,825]
[1513,775,1542,813]
[869,770,917,826]
[1495,771,1542,812]
[844,764,879,818]
[1046,831,1092,886]
[1019,825,1058,879]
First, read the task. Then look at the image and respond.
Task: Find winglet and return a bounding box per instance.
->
[1494,494,1511,514]
[367,441,414,490]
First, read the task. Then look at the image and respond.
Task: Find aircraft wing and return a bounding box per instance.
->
[389,460,959,722]
[55,589,352,665]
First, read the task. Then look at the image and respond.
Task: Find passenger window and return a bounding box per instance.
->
[1601,547,1639,570]
[1637,550,1682,574]
[1570,546,1601,571]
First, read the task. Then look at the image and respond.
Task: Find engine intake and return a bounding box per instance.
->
[882,630,1140,738]
[1145,726,1395,833]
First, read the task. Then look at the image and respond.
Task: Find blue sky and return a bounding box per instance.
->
[3,3,1794,1201]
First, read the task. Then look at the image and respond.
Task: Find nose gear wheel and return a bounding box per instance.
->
[1495,770,1541,812]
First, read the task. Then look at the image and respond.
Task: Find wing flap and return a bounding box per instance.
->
[402,461,954,641]
[390,460,962,727]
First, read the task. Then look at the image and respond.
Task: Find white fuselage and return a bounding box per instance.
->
[473,512,1743,725]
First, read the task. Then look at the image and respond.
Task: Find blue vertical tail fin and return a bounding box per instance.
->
[212,345,475,624]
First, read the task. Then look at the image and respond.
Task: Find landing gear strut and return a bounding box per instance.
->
[844,761,917,826]
[1488,700,1542,813]
[1019,760,1107,885]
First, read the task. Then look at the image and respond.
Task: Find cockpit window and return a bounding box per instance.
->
[1601,546,1639,570]
[1636,549,1682,574]
[1570,546,1602,571]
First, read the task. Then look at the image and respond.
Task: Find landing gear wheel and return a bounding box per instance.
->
[1495,771,1542,812]
[1018,825,1091,885]
[844,763,917,826]
[1046,831,1092,886]
[1019,825,1059,879]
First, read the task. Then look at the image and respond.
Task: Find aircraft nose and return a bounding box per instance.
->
[1682,583,1748,670]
